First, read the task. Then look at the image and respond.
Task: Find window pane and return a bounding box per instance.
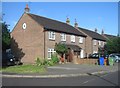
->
[48,48,56,59]
[79,37,83,43]
[61,33,66,41]
[71,35,75,42]
[49,31,55,40]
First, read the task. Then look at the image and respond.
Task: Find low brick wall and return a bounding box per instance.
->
[73,58,98,65]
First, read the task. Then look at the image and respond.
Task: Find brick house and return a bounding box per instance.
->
[11,5,86,64]
[101,31,118,41]
[76,27,106,57]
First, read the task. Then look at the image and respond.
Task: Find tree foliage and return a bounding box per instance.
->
[104,37,120,54]
[2,22,11,50]
[54,43,68,56]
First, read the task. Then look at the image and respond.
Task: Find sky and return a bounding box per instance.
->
[2,2,118,35]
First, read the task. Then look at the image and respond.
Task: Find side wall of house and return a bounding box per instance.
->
[85,36,93,57]
[11,13,44,64]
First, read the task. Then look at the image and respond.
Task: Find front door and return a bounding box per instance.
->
[66,49,73,62]
[80,49,84,58]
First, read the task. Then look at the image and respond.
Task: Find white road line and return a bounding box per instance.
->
[47,67,79,70]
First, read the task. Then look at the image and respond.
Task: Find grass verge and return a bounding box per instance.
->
[1,64,46,74]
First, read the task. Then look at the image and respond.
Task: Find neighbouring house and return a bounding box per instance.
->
[76,27,106,58]
[101,30,118,41]
[11,5,86,64]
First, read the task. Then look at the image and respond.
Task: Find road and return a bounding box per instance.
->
[2,71,119,86]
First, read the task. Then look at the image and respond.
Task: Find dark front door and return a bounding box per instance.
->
[66,48,73,62]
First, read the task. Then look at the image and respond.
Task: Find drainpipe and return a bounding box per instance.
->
[44,30,46,59]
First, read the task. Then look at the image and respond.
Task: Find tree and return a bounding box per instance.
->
[104,37,120,54]
[2,22,11,51]
[54,43,68,57]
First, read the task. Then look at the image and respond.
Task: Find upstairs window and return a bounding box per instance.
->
[93,40,97,45]
[49,31,55,40]
[71,35,75,43]
[79,37,83,43]
[61,33,66,41]
[98,41,101,45]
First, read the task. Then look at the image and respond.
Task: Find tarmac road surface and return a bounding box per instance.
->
[2,71,119,86]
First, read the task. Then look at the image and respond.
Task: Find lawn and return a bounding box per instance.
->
[1,64,46,74]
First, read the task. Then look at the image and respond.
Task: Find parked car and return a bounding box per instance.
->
[2,49,22,66]
[109,53,120,63]
[88,53,109,59]
[88,53,99,59]
[2,52,15,66]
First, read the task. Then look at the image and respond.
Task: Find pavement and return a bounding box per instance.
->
[2,63,119,78]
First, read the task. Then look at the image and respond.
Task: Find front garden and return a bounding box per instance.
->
[1,54,59,74]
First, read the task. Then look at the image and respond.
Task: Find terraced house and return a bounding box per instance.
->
[101,30,118,41]
[11,5,87,64]
[77,27,106,58]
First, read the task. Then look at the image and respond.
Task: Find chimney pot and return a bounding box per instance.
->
[95,28,97,32]
[66,17,70,24]
[101,29,104,34]
[74,19,78,28]
[25,4,30,13]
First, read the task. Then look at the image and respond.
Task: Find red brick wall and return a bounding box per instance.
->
[45,31,86,59]
[11,13,45,64]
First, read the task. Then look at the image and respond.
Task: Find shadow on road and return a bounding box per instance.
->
[86,72,118,86]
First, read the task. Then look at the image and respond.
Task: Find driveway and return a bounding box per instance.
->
[45,63,118,75]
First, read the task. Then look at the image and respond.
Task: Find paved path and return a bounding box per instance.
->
[2,63,119,78]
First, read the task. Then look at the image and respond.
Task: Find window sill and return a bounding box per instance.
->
[49,39,55,41]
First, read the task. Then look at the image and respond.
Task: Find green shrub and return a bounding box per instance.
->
[47,60,54,66]
[35,56,59,67]
[35,57,44,66]
[51,54,59,63]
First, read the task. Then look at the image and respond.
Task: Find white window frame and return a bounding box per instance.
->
[93,40,97,45]
[49,31,55,40]
[71,35,75,43]
[98,41,101,46]
[61,33,66,41]
[79,37,83,44]
[48,48,56,59]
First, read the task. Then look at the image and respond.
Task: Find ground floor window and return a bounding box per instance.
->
[48,48,56,59]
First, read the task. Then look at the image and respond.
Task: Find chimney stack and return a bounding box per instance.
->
[25,4,30,13]
[95,28,97,33]
[74,19,78,28]
[101,29,104,35]
[66,17,70,24]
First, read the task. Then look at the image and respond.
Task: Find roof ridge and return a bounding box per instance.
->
[78,27,106,41]
[26,13,86,37]
[28,13,74,27]
[104,34,117,37]
[78,27,99,34]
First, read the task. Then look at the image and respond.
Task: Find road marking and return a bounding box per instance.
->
[80,78,95,85]
[47,67,79,70]
[2,73,88,78]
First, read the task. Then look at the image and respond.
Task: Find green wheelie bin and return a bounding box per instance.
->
[108,57,114,66]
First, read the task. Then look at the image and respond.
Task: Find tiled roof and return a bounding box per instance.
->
[27,13,86,37]
[78,27,106,41]
[103,34,117,40]
[66,44,81,51]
